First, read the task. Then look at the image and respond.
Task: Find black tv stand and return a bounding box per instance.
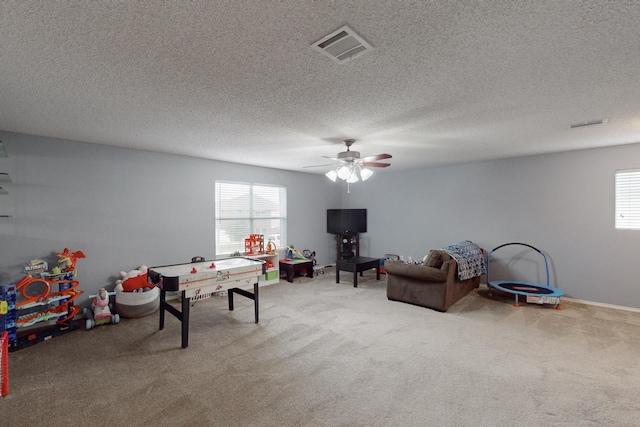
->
[336,233,359,260]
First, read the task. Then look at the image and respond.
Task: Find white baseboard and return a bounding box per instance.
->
[561,296,640,313]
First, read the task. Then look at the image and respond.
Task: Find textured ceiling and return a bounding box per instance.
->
[1,1,639,174]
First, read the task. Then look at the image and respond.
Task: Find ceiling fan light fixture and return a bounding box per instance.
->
[325,169,338,182]
[360,168,373,181]
[308,139,390,191]
[337,166,351,180]
[346,172,359,183]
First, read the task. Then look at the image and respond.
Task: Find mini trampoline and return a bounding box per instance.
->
[487,243,563,309]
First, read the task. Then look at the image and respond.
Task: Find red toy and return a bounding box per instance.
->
[114,266,155,293]
[1,331,8,397]
[244,234,264,255]
[56,248,86,274]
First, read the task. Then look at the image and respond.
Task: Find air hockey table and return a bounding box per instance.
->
[147,257,265,348]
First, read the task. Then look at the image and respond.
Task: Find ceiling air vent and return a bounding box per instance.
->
[570,118,608,129]
[311,25,373,64]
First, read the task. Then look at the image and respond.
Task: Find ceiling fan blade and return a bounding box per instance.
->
[303,163,339,168]
[362,162,391,168]
[361,153,392,162]
[308,140,392,171]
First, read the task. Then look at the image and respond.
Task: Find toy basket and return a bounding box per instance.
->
[115,287,160,318]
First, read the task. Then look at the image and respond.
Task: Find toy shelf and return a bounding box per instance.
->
[250,252,280,287]
[1,274,82,352]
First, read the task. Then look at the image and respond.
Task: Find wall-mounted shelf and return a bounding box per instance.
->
[0,142,12,208]
[1,143,10,197]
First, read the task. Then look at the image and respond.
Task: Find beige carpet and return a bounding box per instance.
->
[3,267,640,426]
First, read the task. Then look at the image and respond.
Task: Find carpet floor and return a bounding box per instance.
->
[2,267,640,426]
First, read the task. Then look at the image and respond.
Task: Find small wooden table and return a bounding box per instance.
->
[336,256,381,287]
[279,259,314,283]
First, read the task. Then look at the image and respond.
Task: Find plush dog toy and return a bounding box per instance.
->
[115,265,154,292]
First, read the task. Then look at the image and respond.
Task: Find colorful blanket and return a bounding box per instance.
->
[441,241,486,281]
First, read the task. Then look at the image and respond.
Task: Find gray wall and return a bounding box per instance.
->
[2,130,640,309]
[345,143,640,309]
[0,131,336,305]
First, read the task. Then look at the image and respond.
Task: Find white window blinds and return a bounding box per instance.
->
[615,169,640,230]
[215,181,287,255]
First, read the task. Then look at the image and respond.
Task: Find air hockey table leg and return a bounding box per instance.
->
[159,289,166,330]
[253,282,259,323]
[181,292,190,348]
[228,283,259,323]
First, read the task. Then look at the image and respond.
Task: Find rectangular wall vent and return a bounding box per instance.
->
[311,25,373,64]
[570,118,608,129]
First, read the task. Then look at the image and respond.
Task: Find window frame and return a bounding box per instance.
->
[215,180,287,255]
[615,169,640,230]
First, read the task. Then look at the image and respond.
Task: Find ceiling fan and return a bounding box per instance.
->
[304,139,392,187]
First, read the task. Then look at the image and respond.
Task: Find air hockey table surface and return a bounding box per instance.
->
[148,257,265,298]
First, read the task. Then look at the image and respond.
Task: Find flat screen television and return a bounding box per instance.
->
[327,209,367,235]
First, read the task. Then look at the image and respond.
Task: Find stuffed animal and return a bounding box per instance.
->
[115,265,154,292]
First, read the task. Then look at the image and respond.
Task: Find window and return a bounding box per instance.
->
[615,169,640,230]
[215,181,287,255]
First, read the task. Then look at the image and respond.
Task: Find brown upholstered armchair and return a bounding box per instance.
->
[385,249,484,312]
